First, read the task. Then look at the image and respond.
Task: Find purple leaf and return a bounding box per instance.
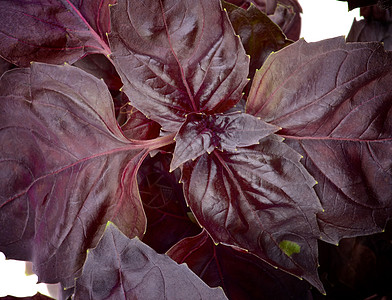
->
[109,0,249,132]
[0,63,163,288]
[0,0,114,67]
[181,134,325,292]
[168,230,313,300]
[223,0,302,41]
[170,112,279,171]
[347,6,392,51]
[138,153,201,253]
[223,1,292,88]
[74,223,228,300]
[72,54,123,91]
[246,37,392,244]
[269,0,302,41]
[121,107,161,141]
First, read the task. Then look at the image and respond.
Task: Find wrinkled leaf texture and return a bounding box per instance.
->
[0,0,114,67]
[109,0,249,132]
[182,135,325,292]
[247,37,392,244]
[170,112,279,171]
[74,223,228,300]
[0,63,168,288]
[168,230,313,300]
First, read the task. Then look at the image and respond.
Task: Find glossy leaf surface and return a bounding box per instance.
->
[182,135,324,292]
[171,112,279,171]
[0,0,114,67]
[74,223,228,300]
[247,37,392,244]
[109,0,249,132]
[168,230,312,300]
[0,63,150,288]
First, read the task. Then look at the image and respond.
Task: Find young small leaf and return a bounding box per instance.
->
[170,112,279,171]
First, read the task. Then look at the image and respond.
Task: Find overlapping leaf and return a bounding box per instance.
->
[121,107,161,141]
[109,0,249,132]
[347,6,392,51]
[0,63,153,288]
[224,0,302,40]
[168,230,312,299]
[74,223,228,299]
[138,153,201,253]
[246,37,392,244]
[0,0,114,67]
[171,112,279,171]
[181,135,324,292]
[223,1,292,85]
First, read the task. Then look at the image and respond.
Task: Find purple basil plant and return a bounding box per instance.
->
[0,0,391,299]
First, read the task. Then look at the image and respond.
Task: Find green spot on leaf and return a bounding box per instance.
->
[279,240,301,257]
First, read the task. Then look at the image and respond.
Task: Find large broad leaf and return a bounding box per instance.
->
[138,153,201,253]
[0,0,114,67]
[0,63,166,288]
[167,230,313,300]
[109,0,249,132]
[74,223,228,299]
[181,135,325,292]
[246,37,392,244]
[223,1,292,87]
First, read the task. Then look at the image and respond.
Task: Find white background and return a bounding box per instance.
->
[0,0,360,298]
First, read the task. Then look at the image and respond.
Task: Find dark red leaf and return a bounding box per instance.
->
[72,54,122,91]
[224,0,302,40]
[109,0,249,132]
[168,230,313,300]
[121,106,161,141]
[0,0,114,67]
[246,37,392,244]
[0,63,170,288]
[138,153,201,253]
[170,112,279,171]
[181,135,324,292]
[347,6,392,51]
[74,223,228,299]
[223,1,292,89]
[269,0,302,41]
